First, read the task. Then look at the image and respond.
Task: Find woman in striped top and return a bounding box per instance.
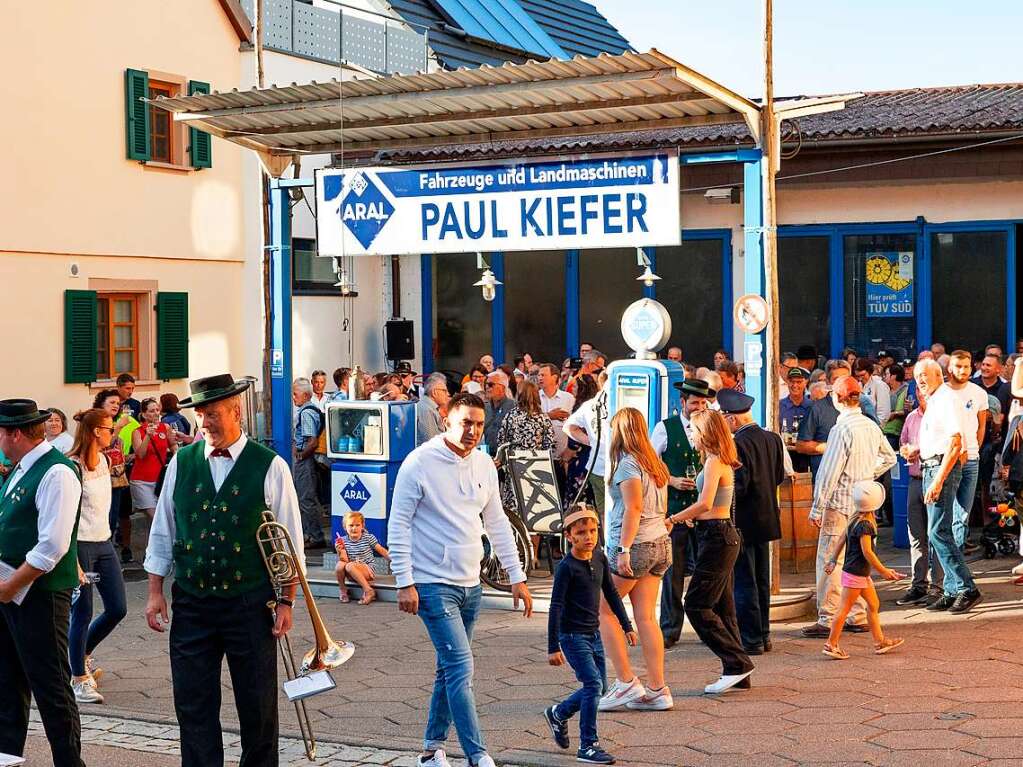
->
[335,511,390,604]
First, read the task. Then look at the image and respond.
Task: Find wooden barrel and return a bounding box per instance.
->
[779,472,818,571]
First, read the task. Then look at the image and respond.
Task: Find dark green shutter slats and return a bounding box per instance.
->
[155,292,189,380]
[125,68,150,161]
[64,290,98,384]
[188,80,212,169]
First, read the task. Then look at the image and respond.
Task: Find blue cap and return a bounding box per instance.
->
[716,388,754,414]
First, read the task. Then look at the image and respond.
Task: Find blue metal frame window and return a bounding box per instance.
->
[778,219,1018,358]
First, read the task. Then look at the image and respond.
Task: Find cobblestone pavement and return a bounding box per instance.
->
[40,539,1023,767]
[26,709,440,766]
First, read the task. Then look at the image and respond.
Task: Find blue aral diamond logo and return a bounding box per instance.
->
[340,474,372,512]
[339,172,394,250]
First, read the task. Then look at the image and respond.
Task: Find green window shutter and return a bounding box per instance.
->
[64,290,98,384]
[125,68,150,161]
[188,80,212,169]
[155,292,189,380]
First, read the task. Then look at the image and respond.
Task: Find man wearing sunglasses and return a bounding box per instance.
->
[483,370,515,456]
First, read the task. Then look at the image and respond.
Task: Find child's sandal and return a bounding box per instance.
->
[338,592,351,603]
[874,637,904,655]
[822,643,849,660]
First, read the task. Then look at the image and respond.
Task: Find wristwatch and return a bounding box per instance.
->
[615,546,630,555]
[277,597,294,608]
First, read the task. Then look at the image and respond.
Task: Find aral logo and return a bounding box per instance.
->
[340,474,372,512]
[629,308,659,344]
[340,172,394,249]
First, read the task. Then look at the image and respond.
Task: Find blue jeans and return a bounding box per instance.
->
[417,583,485,761]
[952,458,979,548]
[553,632,606,749]
[923,463,976,596]
[69,541,127,677]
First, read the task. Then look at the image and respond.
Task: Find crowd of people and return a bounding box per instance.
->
[5,336,1023,766]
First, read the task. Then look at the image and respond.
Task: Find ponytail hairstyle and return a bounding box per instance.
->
[68,408,114,471]
[690,410,742,469]
[608,407,669,489]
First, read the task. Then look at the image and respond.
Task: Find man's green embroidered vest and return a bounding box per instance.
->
[172,441,275,597]
[0,447,81,591]
[661,417,701,514]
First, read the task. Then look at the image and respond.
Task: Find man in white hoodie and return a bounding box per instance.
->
[388,392,533,767]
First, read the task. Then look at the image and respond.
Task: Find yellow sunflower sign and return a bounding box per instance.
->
[865,251,913,317]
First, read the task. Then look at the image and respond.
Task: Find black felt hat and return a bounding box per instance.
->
[0,399,52,427]
[177,374,251,409]
[673,378,716,398]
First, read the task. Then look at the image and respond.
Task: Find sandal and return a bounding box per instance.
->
[822,643,849,660]
[1013,575,1023,586]
[358,589,376,605]
[338,591,351,603]
[875,637,905,655]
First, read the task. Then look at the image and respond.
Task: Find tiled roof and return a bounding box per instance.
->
[380,83,1023,160]
[387,0,631,71]
[518,0,632,58]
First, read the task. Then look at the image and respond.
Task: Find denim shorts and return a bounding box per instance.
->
[610,535,671,579]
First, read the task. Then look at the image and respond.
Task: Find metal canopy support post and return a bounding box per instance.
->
[743,156,766,426]
[269,179,294,461]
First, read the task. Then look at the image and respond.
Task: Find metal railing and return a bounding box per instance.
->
[240,0,430,75]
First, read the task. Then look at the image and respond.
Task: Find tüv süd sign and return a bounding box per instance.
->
[315,152,681,256]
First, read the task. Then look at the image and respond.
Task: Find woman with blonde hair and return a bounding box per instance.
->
[668,408,754,694]
[597,407,674,713]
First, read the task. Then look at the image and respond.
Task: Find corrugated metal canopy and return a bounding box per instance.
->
[153,50,762,164]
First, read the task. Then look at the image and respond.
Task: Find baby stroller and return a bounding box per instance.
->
[982,493,1021,559]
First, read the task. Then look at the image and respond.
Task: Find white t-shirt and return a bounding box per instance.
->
[919,384,966,461]
[564,392,609,476]
[48,432,74,454]
[950,382,988,460]
[540,388,575,457]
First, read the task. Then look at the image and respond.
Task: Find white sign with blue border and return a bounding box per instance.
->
[332,470,386,520]
[315,152,681,256]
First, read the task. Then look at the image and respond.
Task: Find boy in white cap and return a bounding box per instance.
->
[822,481,906,660]
[544,504,636,765]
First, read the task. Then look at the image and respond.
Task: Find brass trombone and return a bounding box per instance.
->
[257,510,355,760]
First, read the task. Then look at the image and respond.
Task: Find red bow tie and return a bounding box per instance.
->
[209,448,232,459]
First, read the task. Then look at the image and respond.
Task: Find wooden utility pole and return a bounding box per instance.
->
[762,0,781,434]
[257,0,273,440]
[763,0,784,597]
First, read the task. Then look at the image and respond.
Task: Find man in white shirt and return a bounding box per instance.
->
[144,374,305,766]
[947,350,988,552]
[564,377,610,518]
[538,363,575,458]
[0,398,84,767]
[915,359,982,613]
[388,392,532,767]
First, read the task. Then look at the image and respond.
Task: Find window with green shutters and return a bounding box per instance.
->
[155,292,189,380]
[124,69,212,169]
[64,290,190,383]
[125,69,150,161]
[187,80,212,169]
[64,290,98,384]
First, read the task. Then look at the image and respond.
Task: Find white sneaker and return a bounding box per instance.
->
[704,671,752,695]
[473,756,497,767]
[625,685,674,711]
[597,677,646,711]
[1012,561,1023,576]
[72,677,104,704]
[416,750,451,767]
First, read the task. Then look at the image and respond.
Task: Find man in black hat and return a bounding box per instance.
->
[395,361,419,401]
[0,399,84,766]
[144,374,305,767]
[651,378,713,647]
[717,389,788,655]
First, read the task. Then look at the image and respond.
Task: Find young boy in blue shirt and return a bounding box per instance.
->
[545,505,637,764]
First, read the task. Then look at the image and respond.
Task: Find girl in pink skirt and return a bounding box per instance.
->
[822,481,905,660]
